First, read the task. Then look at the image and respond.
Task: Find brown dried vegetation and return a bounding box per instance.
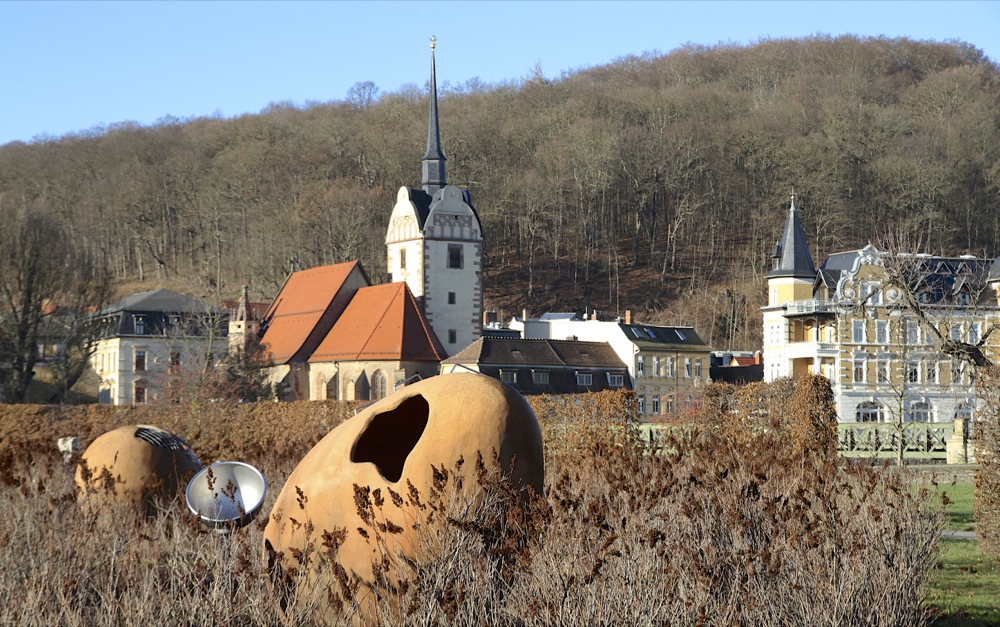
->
[0,385,942,625]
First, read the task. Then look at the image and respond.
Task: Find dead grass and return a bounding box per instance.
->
[0,386,945,625]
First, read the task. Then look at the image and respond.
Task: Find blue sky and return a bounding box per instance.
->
[1,1,997,146]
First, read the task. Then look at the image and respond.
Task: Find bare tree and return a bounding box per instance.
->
[874,228,995,368]
[0,209,70,402]
[45,249,113,403]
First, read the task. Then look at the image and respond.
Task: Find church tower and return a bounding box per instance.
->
[385,37,483,356]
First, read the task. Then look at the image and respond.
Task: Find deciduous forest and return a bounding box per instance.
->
[1,35,997,351]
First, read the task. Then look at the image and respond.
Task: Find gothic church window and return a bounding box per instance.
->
[371,370,387,401]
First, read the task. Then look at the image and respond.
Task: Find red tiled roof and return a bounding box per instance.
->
[309,282,444,363]
[731,356,759,367]
[261,261,367,363]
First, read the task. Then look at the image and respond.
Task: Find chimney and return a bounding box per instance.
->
[624,309,632,324]
[755,350,763,365]
[483,311,497,325]
[522,308,528,321]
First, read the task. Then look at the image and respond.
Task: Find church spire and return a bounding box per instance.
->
[421,36,447,194]
[767,191,816,279]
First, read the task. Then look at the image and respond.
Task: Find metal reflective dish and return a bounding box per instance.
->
[186,461,267,531]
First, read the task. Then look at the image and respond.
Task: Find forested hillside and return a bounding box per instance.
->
[1,35,997,352]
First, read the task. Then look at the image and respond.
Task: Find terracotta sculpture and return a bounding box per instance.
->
[75,425,202,514]
[263,373,544,618]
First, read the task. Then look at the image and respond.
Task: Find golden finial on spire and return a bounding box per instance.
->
[430,35,437,50]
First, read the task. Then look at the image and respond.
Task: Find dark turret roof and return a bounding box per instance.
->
[421,37,446,194]
[767,195,816,279]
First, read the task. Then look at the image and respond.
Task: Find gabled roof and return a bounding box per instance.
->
[309,282,444,363]
[102,288,213,315]
[767,196,816,280]
[260,261,369,364]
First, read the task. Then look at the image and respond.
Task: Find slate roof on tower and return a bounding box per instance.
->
[767,195,816,280]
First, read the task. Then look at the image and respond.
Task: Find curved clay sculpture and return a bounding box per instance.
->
[75,425,202,513]
[263,373,544,617]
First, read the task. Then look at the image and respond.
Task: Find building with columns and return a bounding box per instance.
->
[385,37,483,357]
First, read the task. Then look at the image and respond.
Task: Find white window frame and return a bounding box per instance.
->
[853,357,866,383]
[877,358,889,384]
[970,323,981,345]
[852,320,865,344]
[876,320,889,345]
[576,372,593,386]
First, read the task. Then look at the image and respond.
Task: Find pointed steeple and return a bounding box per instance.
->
[421,36,447,194]
[767,192,816,279]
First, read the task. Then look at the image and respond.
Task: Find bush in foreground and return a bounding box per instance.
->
[0,386,942,625]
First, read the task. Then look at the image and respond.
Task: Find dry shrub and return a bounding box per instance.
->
[974,366,1000,560]
[0,452,322,626]
[0,400,358,464]
[349,384,939,625]
[0,383,941,625]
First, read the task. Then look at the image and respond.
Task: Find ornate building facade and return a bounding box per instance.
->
[762,196,1000,423]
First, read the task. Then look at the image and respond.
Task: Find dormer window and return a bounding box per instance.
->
[134,315,146,335]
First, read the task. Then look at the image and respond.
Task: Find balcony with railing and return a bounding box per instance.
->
[782,299,836,316]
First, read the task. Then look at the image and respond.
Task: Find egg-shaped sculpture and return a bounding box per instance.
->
[263,373,544,618]
[75,424,202,514]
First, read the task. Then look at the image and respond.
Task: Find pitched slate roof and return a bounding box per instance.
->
[443,338,626,369]
[102,288,213,315]
[767,196,816,280]
[260,261,368,364]
[308,282,444,363]
[618,324,710,352]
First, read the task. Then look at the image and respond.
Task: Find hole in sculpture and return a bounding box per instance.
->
[351,395,429,482]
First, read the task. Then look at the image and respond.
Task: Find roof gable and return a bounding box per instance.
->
[309,282,444,363]
[260,261,369,364]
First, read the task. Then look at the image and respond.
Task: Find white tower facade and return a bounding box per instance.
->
[386,38,483,356]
